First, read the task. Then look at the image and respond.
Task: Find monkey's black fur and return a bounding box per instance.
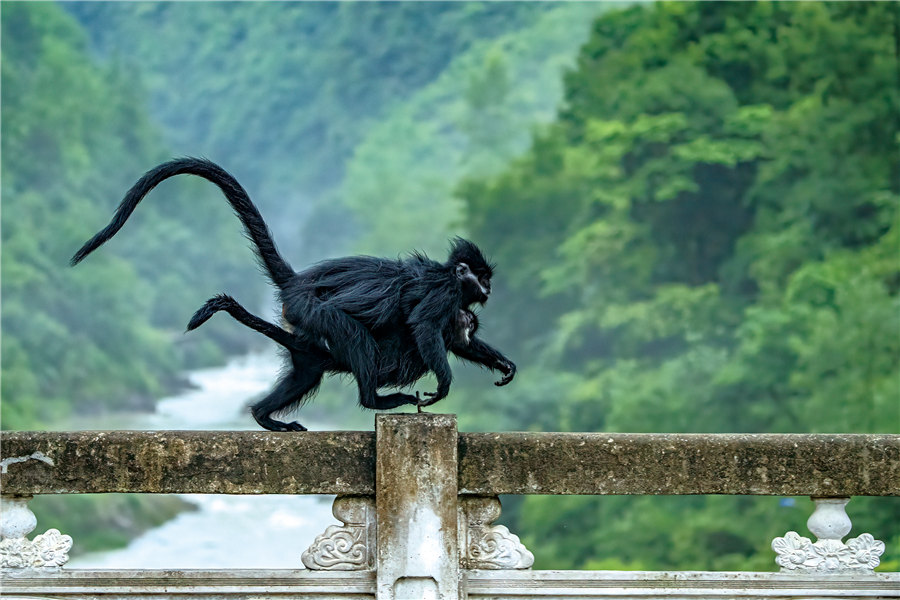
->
[72,157,516,431]
[186,295,514,430]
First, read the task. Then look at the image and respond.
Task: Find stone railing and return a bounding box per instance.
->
[1,414,898,599]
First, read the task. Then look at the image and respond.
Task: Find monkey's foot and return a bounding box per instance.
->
[415,391,424,413]
[417,390,446,408]
[256,418,308,432]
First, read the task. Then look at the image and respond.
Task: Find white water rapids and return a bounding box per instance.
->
[67,352,338,569]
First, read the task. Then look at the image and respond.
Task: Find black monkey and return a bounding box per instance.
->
[185,295,515,428]
[71,158,516,431]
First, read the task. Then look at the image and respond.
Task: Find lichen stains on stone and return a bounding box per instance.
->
[1,429,897,497]
[1,430,376,495]
[457,432,900,496]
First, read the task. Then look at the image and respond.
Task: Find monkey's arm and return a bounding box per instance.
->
[451,337,516,386]
[408,292,455,406]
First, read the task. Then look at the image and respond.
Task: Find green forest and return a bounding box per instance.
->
[2,1,898,570]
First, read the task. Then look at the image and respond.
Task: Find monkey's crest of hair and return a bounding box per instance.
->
[447,237,495,276]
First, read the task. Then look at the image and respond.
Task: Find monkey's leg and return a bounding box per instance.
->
[306,305,417,410]
[359,391,419,411]
[251,366,323,432]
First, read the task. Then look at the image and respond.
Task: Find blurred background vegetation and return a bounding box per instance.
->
[2,1,897,570]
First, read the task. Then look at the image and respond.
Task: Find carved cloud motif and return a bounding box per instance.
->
[0,529,72,569]
[772,531,884,573]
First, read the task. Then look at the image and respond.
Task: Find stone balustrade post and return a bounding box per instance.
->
[375,413,459,600]
[772,497,885,572]
[0,495,72,569]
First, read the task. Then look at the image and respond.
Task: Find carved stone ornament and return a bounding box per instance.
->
[301,495,375,570]
[1,529,73,569]
[1,496,72,569]
[459,496,534,569]
[772,498,885,573]
[772,531,885,572]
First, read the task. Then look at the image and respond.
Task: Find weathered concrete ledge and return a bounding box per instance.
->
[2,429,898,496]
[458,433,900,496]
[0,431,376,495]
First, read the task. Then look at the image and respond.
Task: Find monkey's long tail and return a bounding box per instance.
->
[70,158,295,288]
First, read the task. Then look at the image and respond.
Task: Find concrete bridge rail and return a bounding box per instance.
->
[1,414,898,599]
[3,428,897,496]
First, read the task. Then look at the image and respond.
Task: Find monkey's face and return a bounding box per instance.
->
[455,262,491,306]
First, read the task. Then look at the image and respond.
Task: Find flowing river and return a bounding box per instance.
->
[67,352,338,569]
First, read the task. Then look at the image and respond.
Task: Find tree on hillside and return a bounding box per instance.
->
[459,1,899,570]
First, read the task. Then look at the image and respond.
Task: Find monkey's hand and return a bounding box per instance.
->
[495,360,516,387]
[419,387,448,408]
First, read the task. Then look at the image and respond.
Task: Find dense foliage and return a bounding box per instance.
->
[454,2,899,570]
[64,1,559,260]
[0,2,258,552]
[1,3,257,429]
[335,3,610,255]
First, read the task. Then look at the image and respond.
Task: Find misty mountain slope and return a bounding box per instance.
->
[64,2,561,260]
